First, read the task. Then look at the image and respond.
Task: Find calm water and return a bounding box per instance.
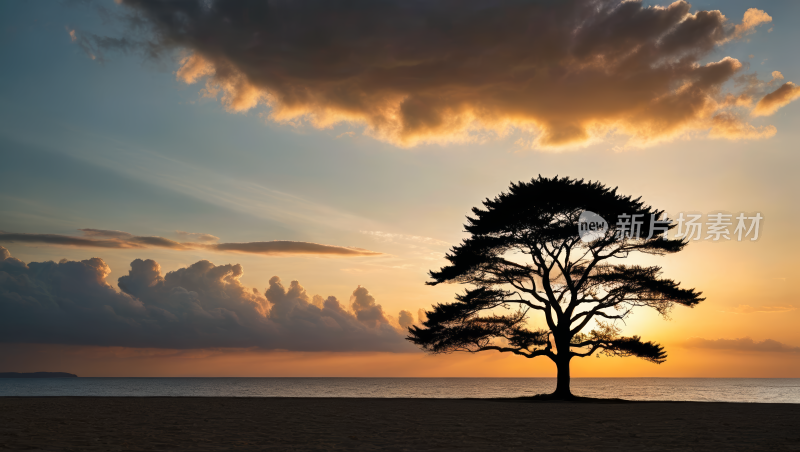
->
[1,378,799,403]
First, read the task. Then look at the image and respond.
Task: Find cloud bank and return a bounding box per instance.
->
[0,246,411,351]
[682,337,800,353]
[77,0,796,148]
[0,230,381,257]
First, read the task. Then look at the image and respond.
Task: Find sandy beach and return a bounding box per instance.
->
[1,397,799,451]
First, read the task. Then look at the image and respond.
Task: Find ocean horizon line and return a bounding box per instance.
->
[5,376,797,379]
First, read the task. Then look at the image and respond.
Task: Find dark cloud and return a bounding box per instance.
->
[262,276,400,350]
[682,337,800,353]
[0,230,381,257]
[0,231,182,250]
[350,286,389,328]
[0,232,139,249]
[81,0,792,148]
[0,247,411,351]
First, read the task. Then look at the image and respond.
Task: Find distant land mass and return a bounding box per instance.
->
[0,372,77,378]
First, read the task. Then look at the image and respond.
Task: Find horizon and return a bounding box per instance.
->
[6,375,800,379]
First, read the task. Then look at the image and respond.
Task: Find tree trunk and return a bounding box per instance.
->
[553,354,573,399]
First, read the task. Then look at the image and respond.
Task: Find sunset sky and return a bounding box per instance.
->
[1,0,799,377]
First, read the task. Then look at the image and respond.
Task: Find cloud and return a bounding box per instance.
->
[206,241,381,257]
[81,0,790,149]
[176,230,219,243]
[398,310,415,330]
[752,82,800,117]
[1,231,188,250]
[350,286,389,328]
[0,246,411,351]
[79,228,135,239]
[724,304,796,314]
[732,8,772,39]
[128,236,187,250]
[417,309,428,324]
[682,337,800,353]
[0,230,381,257]
[262,276,403,350]
[0,232,140,249]
[708,112,776,139]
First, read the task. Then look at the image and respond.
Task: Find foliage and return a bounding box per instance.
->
[407,176,703,382]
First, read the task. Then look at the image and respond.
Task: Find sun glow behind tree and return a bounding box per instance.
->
[408,176,704,398]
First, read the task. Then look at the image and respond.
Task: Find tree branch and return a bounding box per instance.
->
[478,345,556,361]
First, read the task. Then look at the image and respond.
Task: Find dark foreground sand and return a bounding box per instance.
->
[1,397,799,451]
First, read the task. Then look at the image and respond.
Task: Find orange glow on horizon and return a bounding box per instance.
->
[3,343,798,378]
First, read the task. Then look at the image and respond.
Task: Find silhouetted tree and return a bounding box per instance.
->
[407,176,703,399]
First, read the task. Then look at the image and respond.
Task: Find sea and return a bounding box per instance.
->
[1,378,799,403]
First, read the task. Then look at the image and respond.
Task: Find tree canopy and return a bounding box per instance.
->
[407,176,704,398]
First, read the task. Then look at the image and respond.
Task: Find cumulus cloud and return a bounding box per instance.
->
[350,286,389,328]
[732,8,772,39]
[752,82,800,117]
[398,310,415,330]
[0,230,380,257]
[0,246,411,351]
[77,0,793,148]
[417,309,428,324]
[682,337,800,353]
[262,276,402,350]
